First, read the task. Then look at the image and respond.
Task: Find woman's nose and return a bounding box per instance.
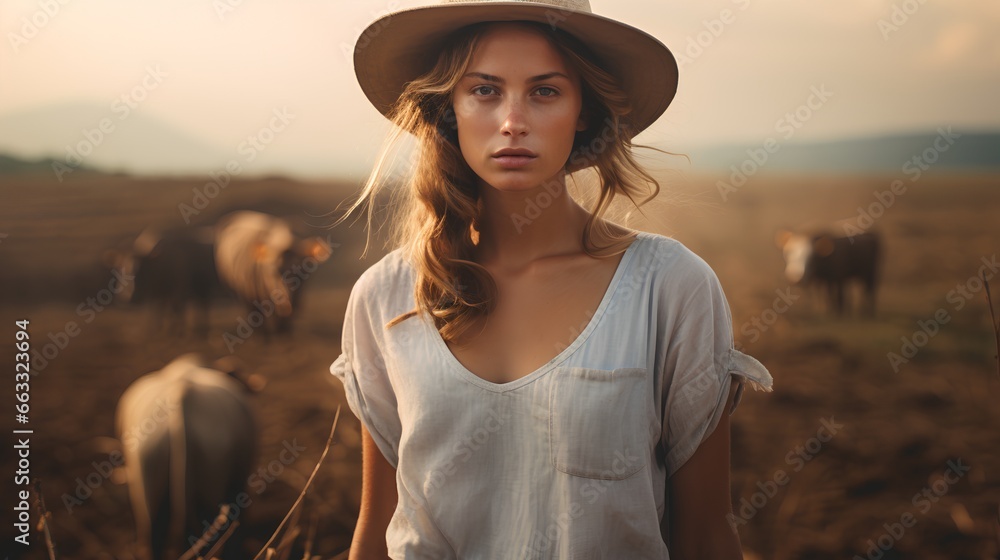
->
[500,103,529,137]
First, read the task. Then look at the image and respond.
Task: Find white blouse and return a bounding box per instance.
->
[329,230,774,559]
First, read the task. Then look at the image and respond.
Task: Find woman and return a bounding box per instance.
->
[329,1,774,558]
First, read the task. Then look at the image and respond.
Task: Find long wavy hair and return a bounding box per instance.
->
[331,20,684,342]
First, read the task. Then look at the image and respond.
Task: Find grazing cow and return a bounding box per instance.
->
[103,226,224,337]
[115,353,263,560]
[775,228,882,317]
[214,211,332,336]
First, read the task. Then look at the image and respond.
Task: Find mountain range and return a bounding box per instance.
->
[0,102,996,178]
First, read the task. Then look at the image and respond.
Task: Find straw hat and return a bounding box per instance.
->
[352,0,679,137]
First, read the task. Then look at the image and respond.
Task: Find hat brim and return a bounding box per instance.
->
[353,3,678,136]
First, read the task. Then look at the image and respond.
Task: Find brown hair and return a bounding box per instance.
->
[331,20,684,342]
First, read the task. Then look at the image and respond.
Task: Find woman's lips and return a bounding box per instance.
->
[492,155,536,169]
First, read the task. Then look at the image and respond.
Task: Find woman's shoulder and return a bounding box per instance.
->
[350,246,416,301]
[633,230,719,285]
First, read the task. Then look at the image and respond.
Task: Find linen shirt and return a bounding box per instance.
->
[329,230,774,559]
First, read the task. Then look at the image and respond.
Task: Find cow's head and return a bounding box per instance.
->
[775,229,836,284]
[297,237,332,262]
[277,236,332,281]
[211,355,267,394]
[102,228,162,303]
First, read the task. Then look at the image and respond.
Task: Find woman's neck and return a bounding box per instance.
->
[472,181,596,270]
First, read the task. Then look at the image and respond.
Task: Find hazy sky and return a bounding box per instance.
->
[1,0,998,177]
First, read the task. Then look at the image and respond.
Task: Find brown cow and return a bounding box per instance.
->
[103,225,224,337]
[775,227,882,317]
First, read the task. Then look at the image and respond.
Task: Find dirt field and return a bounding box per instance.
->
[2,168,1000,559]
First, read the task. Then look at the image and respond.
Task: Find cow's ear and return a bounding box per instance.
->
[774,229,793,249]
[301,238,332,262]
[814,235,835,257]
[245,373,267,393]
[212,355,243,376]
[213,356,266,393]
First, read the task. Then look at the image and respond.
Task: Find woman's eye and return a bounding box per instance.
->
[472,85,496,96]
[537,86,558,97]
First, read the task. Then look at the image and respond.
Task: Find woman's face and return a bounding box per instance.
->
[452,23,587,192]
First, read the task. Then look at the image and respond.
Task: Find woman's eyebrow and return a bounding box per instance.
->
[461,71,570,84]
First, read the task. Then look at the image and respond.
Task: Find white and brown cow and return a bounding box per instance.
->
[775,227,882,317]
[214,210,332,336]
[115,353,262,560]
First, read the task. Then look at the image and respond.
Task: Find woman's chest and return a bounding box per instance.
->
[440,252,627,385]
[384,322,662,486]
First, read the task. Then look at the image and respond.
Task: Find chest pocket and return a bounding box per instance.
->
[548,367,649,480]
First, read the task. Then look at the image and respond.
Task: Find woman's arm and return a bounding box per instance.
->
[348,425,398,560]
[665,379,744,560]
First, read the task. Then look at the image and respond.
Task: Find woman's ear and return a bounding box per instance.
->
[576,110,589,132]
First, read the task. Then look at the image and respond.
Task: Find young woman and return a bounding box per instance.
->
[329,1,774,558]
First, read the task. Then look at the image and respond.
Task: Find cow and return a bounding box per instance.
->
[214,211,332,337]
[775,227,882,317]
[103,225,224,337]
[115,353,264,560]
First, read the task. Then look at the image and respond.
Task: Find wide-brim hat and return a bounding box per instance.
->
[353,0,679,138]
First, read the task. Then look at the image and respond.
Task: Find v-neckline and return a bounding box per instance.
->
[425,231,647,393]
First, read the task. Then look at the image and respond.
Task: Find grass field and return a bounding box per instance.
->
[2,168,999,559]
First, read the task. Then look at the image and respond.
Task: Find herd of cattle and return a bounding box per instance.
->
[104,210,333,558]
[105,216,882,558]
[103,210,333,337]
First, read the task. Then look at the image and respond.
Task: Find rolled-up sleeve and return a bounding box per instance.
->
[659,258,773,478]
[330,270,401,468]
